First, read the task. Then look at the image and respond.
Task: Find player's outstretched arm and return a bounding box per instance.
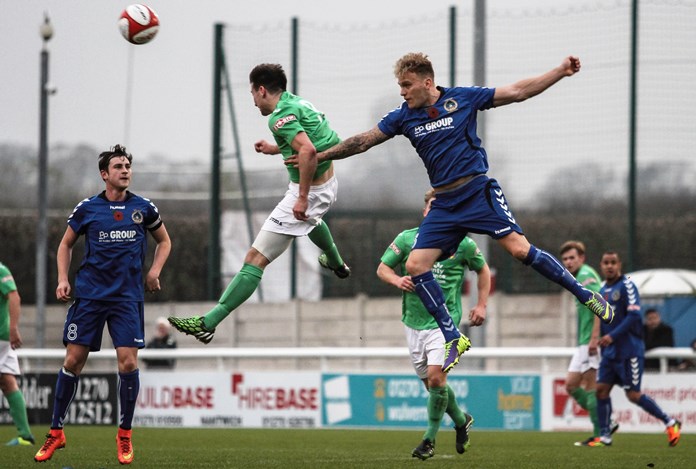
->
[493,55,581,107]
[285,126,390,167]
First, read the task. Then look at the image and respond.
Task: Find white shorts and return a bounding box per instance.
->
[0,340,21,375]
[567,344,600,373]
[260,176,338,237]
[404,326,445,380]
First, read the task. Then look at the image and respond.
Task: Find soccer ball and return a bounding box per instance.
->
[118,4,160,45]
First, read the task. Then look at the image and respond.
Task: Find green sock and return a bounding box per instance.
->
[307,220,344,268]
[571,387,600,436]
[584,390,600,437]
[6,390,32,439]
[445,383,467,427]
[423,386,448,442]
[570,387,588,408]
[204,263,263,329]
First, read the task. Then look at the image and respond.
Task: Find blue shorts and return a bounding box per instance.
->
[64,299,145,351]
[597,355,644,392]
[414,175,524,259]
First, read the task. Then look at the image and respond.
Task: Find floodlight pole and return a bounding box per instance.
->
[36,13,54,349]
[627,0,639,272]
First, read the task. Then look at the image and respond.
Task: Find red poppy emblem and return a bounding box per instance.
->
[426,107,439,119]
[114,211,124,221]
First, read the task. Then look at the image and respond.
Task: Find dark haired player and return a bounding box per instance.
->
[169,63,349,343]
[35,145,171,465]
[589,251,681,447]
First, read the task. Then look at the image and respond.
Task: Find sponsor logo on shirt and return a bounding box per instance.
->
[273,115,297,131]
[413,116,454,136]
[99,230,138,242]
[388,242,401,255]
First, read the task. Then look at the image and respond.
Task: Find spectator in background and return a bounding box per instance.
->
[676,338,696,372]
[143,317,177,370]
[0,261,34,447]
[643,308,675,371]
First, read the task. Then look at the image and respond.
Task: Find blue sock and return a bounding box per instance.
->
[637,394,670,424]
[523,245,591,303]
[51,367,79,429]
[118,369,140,430]
[412,271,460,342]
[596,397,612,438]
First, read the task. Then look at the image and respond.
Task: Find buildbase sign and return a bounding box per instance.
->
[134,372,321,428]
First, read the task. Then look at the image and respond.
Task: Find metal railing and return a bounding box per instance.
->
[17,347,693,374]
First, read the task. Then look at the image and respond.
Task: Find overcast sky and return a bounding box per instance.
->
[0,0,474,163]
[2,1,694,209]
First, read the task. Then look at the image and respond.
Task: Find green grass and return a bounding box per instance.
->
[2,425,692,469]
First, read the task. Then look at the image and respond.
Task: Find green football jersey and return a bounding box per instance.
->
[268,92,340,183]
[0,262,17,341]
[380,228,486,330]
[574,263,601,345]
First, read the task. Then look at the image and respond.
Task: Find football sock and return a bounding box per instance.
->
[412,272,461,343]
[204,263,264,329]
[5,390,32,439]
[572,388,600,437]
[424,386,448,441]
[445,384,467,427]
[118,369,140,430]
[523,245,591,303]
[51,367,79,429]
[596,397,613,438]
[637,394,670,424]
[308,220,345,268]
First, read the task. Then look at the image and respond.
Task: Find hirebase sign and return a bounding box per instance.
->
[134,371,321,428]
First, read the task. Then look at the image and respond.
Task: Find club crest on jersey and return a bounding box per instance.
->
[612,290,621,301]
[131,209,144,224]
[113,211,124,221]
[426,107,440,119]
[444,98,458,113]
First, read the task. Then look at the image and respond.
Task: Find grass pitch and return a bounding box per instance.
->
[2,425,691,469]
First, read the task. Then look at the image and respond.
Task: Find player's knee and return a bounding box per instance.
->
[405,258,426,276]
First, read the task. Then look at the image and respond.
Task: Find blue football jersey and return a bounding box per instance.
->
[599,275,644,359]
[378,85,495,188]
[67,191,163,301]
